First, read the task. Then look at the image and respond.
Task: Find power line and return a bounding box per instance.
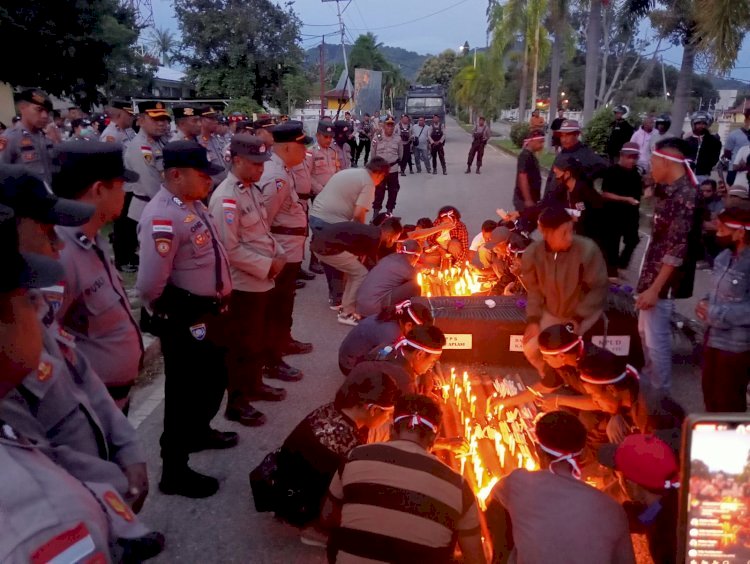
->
[301,21,339,27]
[353,1,369,33]
[347,0,471,32]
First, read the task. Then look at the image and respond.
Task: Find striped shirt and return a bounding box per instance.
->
[328,439,480,563]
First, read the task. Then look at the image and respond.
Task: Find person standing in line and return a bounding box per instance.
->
[465,115,490,174]
[332,120,353,172]
[290,149,317,284]
[695,204,750,412]
[355,113,373,166]
[136,141,237,498]
[197,107,229,186]
[605,106,635,162]
[428,114,447,175]
[636,137,700,392]
[371,116,403,216]
[411,115,432,173]
[398,114,414,176]
[550,108,566,153]
[344,111,358,166]
[629,115,654,172]
[513,130,545,215]
[209,135,291,427]
[600,142,643,279]
[170,105,201,142]
[52,143,144,413]
[259,122,313,379]
[100,100,136,147]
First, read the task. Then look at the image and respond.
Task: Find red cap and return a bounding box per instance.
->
[600,434,679,491]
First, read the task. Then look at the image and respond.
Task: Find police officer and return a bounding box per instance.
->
[253,114,276,148]
[0,165,150,513]
[429,114,447,175]
[332,120,353,173]
[260,122,313,380]
[119,100,171,272]
[136,141,237,498]
[398,114,414,176]
[171,105,201,142]
[100,99,136,147]
[310,119,340,195]
[466,116,491,174]
[371,116,403,216]
[0,89,56,183]
[69,117,94,141]
[355,113,373,166]
[290,149,317,283]
[198,107,229,185]
[0,217,164,563]
[209,135,288,427]
[51,142,144,412]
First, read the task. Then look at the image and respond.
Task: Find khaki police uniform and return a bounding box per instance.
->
[333,142,352,172]
[198,134,229,185]
[100,123,136,147]
[0,126,56,183]
[123,130,165,223]
[136,186,231,469]
[209,167,288,408]
[54,227,144,407]
[371,127,403,213]
[310,144,341,195]
[290,153,314,212]
[0,419,159,563]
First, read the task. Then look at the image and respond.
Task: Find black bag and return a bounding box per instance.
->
[412,137,419,148]
[249,449,281,512]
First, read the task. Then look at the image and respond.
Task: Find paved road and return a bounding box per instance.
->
[130,118,703,562]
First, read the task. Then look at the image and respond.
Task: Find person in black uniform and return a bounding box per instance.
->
[398,114,414,176]
[136,141,238,498]
[605,106,635,162]
[601,142,643,278]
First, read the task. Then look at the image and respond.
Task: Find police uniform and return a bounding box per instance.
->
[355,118,372,165]
[260,124,312,359]
[398,119,414,174]
[310,120,340,195]
[467,120,490,173]
[136,141,234,495]
[0,89,57,183]
[333,120,352,171]
[429,118,447,174]
[209,136,288,424]
[171,105,200,142]
[291,152,314,211]
[100,100,136,147]
[371,117,403,214]
[197,107,229,185]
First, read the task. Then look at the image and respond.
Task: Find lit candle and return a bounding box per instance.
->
[441,385,449,402]
[464,417,471,439]
[470,395,476,418]
[450,367,456,388]
[517,453,523,469]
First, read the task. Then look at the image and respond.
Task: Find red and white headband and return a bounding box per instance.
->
[721,220,750,231]
[539,336,583,356]
[652,149,699,186]
[523,134,545,146]
[394,300,424,325]
[395,337,442,355]
[397,245,420,256]
[394,413,437,433]
[580,364,639,385]
[538,442,583,479]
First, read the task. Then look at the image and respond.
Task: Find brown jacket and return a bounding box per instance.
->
[521,235,608,324]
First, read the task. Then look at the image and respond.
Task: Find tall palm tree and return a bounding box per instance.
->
[582,0,603,123]
[547,0,569,120]
[148,26,175,66]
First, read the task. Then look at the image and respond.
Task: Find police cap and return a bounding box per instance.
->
[253,114,275,129]
[271,121,312,145]
[229,134,272,163]
[199,107,219,119]
[0,164,94,226]
[172,105,199,120]
[53,142,139,199]
[333,120,350,134]
[163,140,225,176]
[138,101,170,120]
[108,99,134,115]
[15,89,53,113]
[383,116,395,125]
[71,118,92,130]
[317,120,334,135]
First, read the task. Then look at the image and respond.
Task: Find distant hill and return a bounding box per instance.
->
[710,75,748,90]
[303,43,430,81]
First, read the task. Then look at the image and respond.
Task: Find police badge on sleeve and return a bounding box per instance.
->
[151,218,174,256]
[189,323,207,340]
[222,199,237,224]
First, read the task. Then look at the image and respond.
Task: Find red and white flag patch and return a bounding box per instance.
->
[152,219,174,257]
[222,199,236,224]
[31,522,96,564]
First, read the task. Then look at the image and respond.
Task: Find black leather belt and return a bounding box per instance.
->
[133,194,151,202]
[271,226,307,236]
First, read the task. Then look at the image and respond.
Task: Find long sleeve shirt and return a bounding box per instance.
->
[704,247,750,353]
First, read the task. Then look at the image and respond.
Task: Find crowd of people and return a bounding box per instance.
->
[0,84,749,564]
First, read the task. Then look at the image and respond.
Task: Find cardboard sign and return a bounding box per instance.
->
[591,335,631,356]
[509,334,524,352]
[444,333,473,349]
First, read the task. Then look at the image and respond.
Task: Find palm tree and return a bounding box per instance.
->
[547,0,569,120]
[583,0,603,123]
[451,52,505,120]
[147,26,176,66]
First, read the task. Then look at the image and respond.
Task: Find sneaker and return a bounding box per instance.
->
[400,171,406,177]
[465,167,471,174]
[300,526,328,548]
[282,339,313,355]
[337,312,360,326]
[442,170,447,175]
[328,298,342,310]
[432,170,437,175]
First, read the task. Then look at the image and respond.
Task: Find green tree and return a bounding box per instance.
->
[0,0,148,108]
[416,50,464,90]
[348,33,390,78]
[148,26,176,66]
[451,52,504,121]
[174,0,303,106]
[279,72,311,114]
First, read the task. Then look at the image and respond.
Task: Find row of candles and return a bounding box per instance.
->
[440,368,538,510]
[417,264,489,297]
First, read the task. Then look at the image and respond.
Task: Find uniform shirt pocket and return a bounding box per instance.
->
[81,276,121,317]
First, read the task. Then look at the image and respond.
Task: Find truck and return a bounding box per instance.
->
[405,84,446,121]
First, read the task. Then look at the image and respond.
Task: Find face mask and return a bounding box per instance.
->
[80,127,93,137]
[715,234,737,250]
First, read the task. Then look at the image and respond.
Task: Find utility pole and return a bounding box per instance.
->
[661,56,668,101]
[320,35,326,118]
[322,0,351,100]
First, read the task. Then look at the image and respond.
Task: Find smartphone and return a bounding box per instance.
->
[678,414,750,563]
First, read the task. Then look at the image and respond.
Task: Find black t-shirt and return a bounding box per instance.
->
[311,221,381,259]
[514,149,542,206]
[544,180,604,239]
[601,165,643,204]
[550,117,565,131]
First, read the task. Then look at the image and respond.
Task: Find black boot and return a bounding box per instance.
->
[159,465,219,498]
[465,166,471,174]
[476,167,481,174]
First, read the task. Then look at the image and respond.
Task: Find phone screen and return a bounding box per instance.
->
[685,421,750,563]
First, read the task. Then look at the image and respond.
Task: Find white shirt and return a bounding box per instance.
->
[469,232,485,251]
[732,145,750,188]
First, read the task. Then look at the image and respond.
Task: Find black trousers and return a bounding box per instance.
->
[467,141,486,168]
[159,308,228,468]
[399,143,413,173]
[702,344,750,412]
[602,206,640,276]
[355,139,370,164]
[347,138,357,165]
[268,261,301,350]
[431,144,446,172]
[112,192,138,268]
[372,172,401,213]
[226,289,274,405]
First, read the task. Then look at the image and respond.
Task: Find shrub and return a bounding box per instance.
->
[510,122,530,148]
